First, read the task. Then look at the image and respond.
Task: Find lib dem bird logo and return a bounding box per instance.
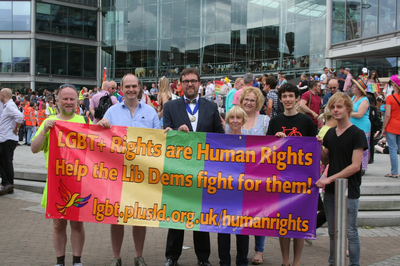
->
[56,179,91,215]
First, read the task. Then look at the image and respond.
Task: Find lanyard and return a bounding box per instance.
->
[185,100,199,116]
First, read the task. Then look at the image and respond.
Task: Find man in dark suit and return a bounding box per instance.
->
[163,67,224,266]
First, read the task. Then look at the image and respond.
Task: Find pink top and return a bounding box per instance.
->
[343,73,353,92]
[232,89,243,105]
[89,90,118,124]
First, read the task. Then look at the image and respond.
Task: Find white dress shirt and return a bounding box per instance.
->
[0,99,24,143]
[184,96,200,132]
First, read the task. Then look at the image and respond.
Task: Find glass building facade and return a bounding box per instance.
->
[333,0,400,43]
[101,0,327,81]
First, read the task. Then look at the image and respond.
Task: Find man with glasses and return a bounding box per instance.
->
[323,80,339,107]
[31,84,92,266]
[163,68,224,266]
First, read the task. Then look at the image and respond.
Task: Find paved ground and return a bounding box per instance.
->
[1,189,400,265]
[1,144,399,265]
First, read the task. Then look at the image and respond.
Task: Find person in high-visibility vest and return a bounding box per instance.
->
[38,104,46,127]
[24,101,37,146]
[45,97,58,118]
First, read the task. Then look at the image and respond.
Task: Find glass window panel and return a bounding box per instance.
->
[68,44,83,76]
[172,37,185,68]
[84,46,96,77]
[13,2,31,31]
[159,39,171,76]
[216,0,231,32]
[145,40,157,75]
[263,0,280,26]
[127,6,143,41]
[346,1,361,40]
[51,42,67,75]
[115,0,130,7]
[144,4,157,39]
[37,3,51,32]
[202,34,216,74]
[397,0,400,30]
[332,0,346,43]
[294,20,310,70]
[0,40,12,73]
[204,0,216,33]
[68,7,84,37]
[232,0,247,30]
[379,0,396,34]
[36,40,50,74]
[172,1,186,38]
[12,40,30,72]
[0,2,12,30]
[186,36,200,67]
[362,0,377,38]
[231,30,247,73]
[216,31,231,67]
[263,25,279,60]
[284,0,296,24]
[84,10,97,39]
[186,0,200,35]
[51,5,68,34]
[247,28,262,63]
[160,3,171,38]
[247,0,263,29]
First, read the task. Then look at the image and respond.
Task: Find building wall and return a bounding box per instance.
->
[101,0,327,82]
[0,0,100,93]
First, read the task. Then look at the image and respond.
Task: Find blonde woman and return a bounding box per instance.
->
[225,87,269,264]
[157,76,174,120]
[218,106,250,265]
[226,86,269,136]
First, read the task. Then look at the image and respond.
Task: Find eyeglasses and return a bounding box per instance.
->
[59,84,76,89]
[329,87,337,89]
[182,79,198,85]
[243,98,256,103]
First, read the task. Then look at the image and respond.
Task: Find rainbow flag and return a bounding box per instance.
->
[367,83,380,93]
[214,80,224,95]
[46,122,320,239]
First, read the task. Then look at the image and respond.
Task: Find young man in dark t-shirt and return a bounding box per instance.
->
[316,93,367,266]
[266,83,316,266]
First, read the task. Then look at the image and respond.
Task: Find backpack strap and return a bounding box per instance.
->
[263,115,267,135]
[392,94,400,107]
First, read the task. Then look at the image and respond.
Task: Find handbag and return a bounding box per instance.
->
[296,91,312,114]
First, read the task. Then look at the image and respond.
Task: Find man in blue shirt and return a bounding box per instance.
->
[323,80,339,107]
[98,73,160,266]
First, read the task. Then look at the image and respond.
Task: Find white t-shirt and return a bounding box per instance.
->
[205,84,215,95]
[198,85,203,96]
[320,73,327,91]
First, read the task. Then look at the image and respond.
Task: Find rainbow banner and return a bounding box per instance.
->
[46,121,320,239]
[214,80,224,95]
[367,83,380,93]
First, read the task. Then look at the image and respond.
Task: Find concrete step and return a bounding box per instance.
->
[359,195,400,211]
[358,211,400,227]
[361,182,400,195]
[14,168,47,182]
[14,179,45,194]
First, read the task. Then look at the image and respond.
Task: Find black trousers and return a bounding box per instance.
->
[165,229,210,262]
[0,140,18,186]
[217,233,249,266]
[317,193,327,228]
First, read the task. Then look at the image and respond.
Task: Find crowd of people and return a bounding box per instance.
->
[0,65,399,266]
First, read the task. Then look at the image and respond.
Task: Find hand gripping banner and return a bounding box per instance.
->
[46,121,320,239]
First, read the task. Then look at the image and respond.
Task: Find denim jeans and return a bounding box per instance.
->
[26,126,36,144]
[386,132,400,175]
[254,236,265,252]
[324,192,360,266]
